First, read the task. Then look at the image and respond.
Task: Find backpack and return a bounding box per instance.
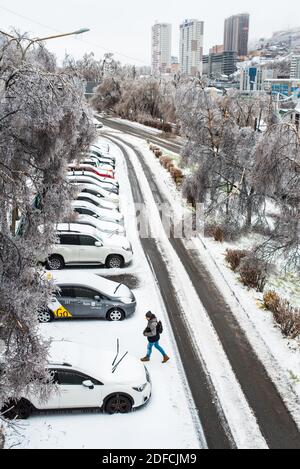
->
[157,320,163,335]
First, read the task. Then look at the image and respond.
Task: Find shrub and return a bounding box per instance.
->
[170,167,183,184]
[264,291,300,339]
[154,149,163,158]
[263,291,281,312]
[204,219,243,242]
[214,227,224,242]
[166,160,174,171]
[273,301,300,339]
[160,156,173,169]
[161,122,172,133]
[225,249,249,272]
[238,255,270,292]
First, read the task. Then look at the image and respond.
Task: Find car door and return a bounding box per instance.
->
[29,369,61,410]
[58,234,81,264]
[79,234,104,264]
[55,286,77,319]
[73,286,105,318]
[56,369,104,409]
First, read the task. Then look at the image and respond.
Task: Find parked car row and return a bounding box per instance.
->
[46,143,133,271]
[1,138,152,419]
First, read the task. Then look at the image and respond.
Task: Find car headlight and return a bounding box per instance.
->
[132,383,147,393]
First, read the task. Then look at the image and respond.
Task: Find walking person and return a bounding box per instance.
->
[141,312,170,363]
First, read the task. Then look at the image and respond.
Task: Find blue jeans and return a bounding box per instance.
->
[147,341,167,358]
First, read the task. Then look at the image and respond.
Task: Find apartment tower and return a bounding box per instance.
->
[151,22,172,75]
[179,19,204,76]
[224,13,250,57]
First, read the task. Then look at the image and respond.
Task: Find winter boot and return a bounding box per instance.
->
[162,355,170,364]
[141,356,150,362]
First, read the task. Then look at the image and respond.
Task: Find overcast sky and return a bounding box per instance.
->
[0,0,299,65]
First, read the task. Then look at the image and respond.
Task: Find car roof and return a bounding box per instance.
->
[51,271,120,295]
[56,222,100,238]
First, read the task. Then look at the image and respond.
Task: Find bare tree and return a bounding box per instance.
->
[0,34,95,419]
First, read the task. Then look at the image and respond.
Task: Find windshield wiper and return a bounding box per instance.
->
[114,284,122,294]
[112,338,119,367]
[112,352,128,374]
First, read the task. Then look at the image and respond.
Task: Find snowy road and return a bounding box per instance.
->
[101,123,300,450]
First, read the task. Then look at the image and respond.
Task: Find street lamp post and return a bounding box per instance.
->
[0,27,90,234]
[0,28,90,60]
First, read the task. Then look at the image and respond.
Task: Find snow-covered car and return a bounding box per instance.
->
[80,158,114,172]
[1,341,151,418]
[72,200,124,225]
[39,271,136,322]
[67,171,119,194]
[93,118,103,129]
[84,152,115,169]
[91,144,115,161]
[71,182,119,206]
[72,213,126,236]
[76,192,119,211]
[46,223,131,270]
[68,164,115,180]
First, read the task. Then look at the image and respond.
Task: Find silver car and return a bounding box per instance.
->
[39,272,136,323]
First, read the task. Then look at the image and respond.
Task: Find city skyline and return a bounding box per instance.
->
[0,0,300,65]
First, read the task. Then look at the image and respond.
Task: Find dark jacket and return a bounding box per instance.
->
[143,316,160,343]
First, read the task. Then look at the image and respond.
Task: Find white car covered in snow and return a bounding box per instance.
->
[46,223,132,270]
[72,200,124,225]
[1,341,152,418]
[71,213,126,236]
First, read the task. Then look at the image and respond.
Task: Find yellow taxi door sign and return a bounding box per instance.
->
[54,306,73,318]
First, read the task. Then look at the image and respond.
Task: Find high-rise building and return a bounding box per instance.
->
[291,55,300,79]
[209,44,224,54]
[224,13,250,57]
[151,23,172,75]
[179,19,204,76]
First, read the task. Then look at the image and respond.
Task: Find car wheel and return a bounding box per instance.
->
[47,255,64,271]
[106,255,124,269]
[2,399,33,420]
[38,309,54,323]
[107,308,125,322]
[105,395,132,414]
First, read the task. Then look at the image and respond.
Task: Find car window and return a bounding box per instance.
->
[74,287,98,300]
[57,369,103,386]
[80,208,96,217]
[59,234,80,246]
[58,286,75,298]
[79,235,97,246]
[48,369,59,384]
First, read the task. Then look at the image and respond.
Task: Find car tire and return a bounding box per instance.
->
[107,308,125,322]
[105,395,133,414]
[2,399,33,420]
[47,255,65,271]
[105,255,124,269]
[38,309,54,323]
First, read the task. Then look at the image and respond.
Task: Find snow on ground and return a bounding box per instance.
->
[104,129,300,429]
[5,137,203,450]
[106,133,268,449]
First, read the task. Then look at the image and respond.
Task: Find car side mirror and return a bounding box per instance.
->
[82,380,94,390]
[95,241,102,247]
[94,296,100,302]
